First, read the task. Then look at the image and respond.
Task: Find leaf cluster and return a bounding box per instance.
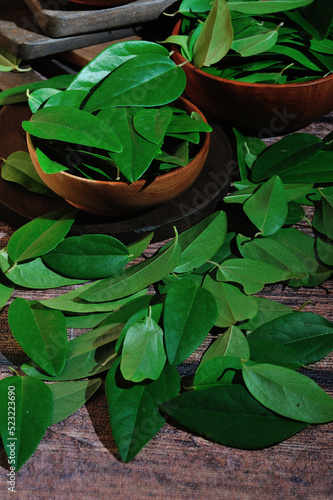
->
[14,41,211,183]
[0,133,332,470]
[163,0,333,82]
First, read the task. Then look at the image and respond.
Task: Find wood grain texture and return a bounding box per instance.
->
[23,0,176,38]
[0,53,332,500]
[0,0,139,59]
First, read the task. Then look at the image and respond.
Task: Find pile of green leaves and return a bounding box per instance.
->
[0,125,332,470]
[163,0,333,83]
[12,41,211,183]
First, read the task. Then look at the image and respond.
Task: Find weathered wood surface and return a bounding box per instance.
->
[0,62,332,499]
[0,0,139,59]
[23,0,176,38]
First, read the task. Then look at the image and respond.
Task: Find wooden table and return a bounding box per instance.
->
[0,52,332,499]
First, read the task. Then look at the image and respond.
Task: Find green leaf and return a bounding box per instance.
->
[79,235,181,303]
[68,40,170,91]
[313,187,333,240]
[0,75,74,105]
[23,106,122,153]
[270,228,332,287]
[49,378,101,425]
[43,89,88,109]
[228,0,314,14]
[174,211,228,273]
[248,340,302,369]
[42,234,130,279]
[202,325,250,364]
[133,107,173,145]
[233,128,266,181]
[0,47,26,72]
[216,258,302,294]
[120,315,166,382]
[316,238,333,267]
[303,0,333,40]
[239,296,293,331]
[126,232,154,260]
[7,208,77,264]
[243,176,288,236]
[237,233,310,280]
[278,151,333,183]
[231,26,279,57]
[161,384,308,449]
[160,35,192,60]
[165,112,212,135]
[101,107,161,182]
[164,280,218,365]
[84,54,186,112]
[285,201,305,225]
[193,0,233,68]
[8,299,67,376]
[28,88,62,113]
[36,147,68,174]
[0,376,53,470]
[1,151,57,197]
[194,355,244,388]
[3,254,85,289]
[202,276,258,327]
[106,360,180,462]
[0,281,14,312]
[247,312,333,366]
[251,134,323,183]
[243,363,333,423]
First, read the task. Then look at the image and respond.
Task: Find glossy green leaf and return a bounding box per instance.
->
[174,211,228,273]
[233,128,266,180]
[164,280,217,365]
[285,201,305,225]
[68,40,169,91]
[194,355,244,388]
[120,315,166,382]
[277,151,333,183]
[161,384,308,449]
[80,235,181,303]
[65,312,113,329]
[1,151,57,197]
[193,0,233,67]
[8,299,67,376]
[202,275,258,327]
[165,112,212,135]
[84,54,186,112]
[28,88,62,113]
[179,0,213,14]
[0,74,73,105]
[316,238,333,267]
[251,133,323,183]
[126,232,154,261]
[202,325,250,364]
[0,376,53,470]
[216,258,302,294]
[49,378,102,425]
[133,107,173,144]
[243,363,333,423]
[313,187,333,240]
[106,360,180,462]
[7,208,77,264]
[243,176,288,236]
[160,35,192,60]
[228,0,313,14]
[247,312,333,366]
[43,89,88,109]
[3,255,85,289]
[0,47,27,72]
[36,147,68,174]
[231,26,279,57]
[42,234,130,279]
[101,107,161,182]
[239,296,293,331]
[22,106,122,153]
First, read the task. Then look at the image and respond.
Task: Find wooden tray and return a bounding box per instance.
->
[23,0,176,38]
[0,103,233,243]
[0,0,140,60]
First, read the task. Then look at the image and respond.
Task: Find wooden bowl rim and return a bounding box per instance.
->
[172,19,333,90]
[27,96,210,188]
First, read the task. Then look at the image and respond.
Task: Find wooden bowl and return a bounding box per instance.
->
[171,20,333,136]
[27,98,210,217]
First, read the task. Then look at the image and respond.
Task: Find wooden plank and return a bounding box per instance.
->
[0,0,140,60]
[23,0,176,38]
